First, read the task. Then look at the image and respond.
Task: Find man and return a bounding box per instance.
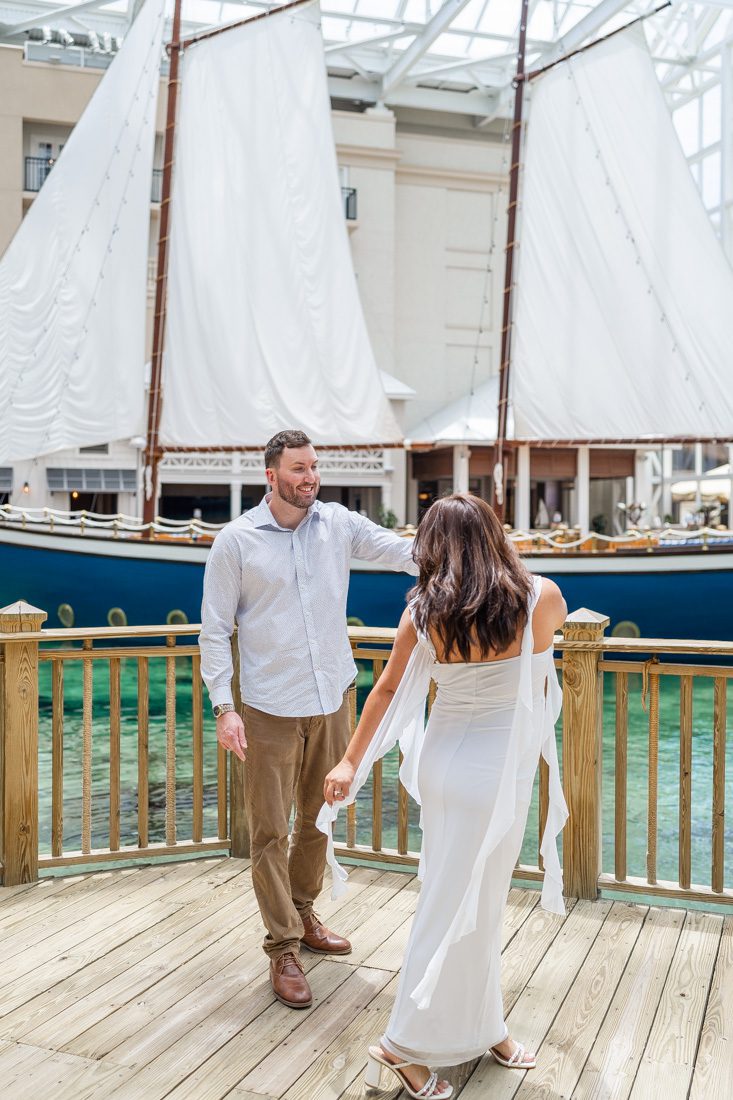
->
[200,429,417,1009]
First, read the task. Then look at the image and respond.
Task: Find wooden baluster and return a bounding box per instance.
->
[51,658,64,858]
[81,639,93,855]
[679,675,693,890]
[538,758,549,871]
[109,658,121,851]
[372,659,384,852]
[137,656,149,849]
[0,601,47,885]
[229,631,249,858]
[217,743,228,840]
[165,635,177,847]
[615,671,628,883]
[191,653,204,844]
[712,677,726,893]
[397,750,409,855]
[647,671,659,886]
[347,680,357,848]
[561,610,609,900]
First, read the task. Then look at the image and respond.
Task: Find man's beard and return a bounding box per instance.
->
[275,479,319,510]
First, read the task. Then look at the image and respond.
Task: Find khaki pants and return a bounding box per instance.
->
[243,689,352,959]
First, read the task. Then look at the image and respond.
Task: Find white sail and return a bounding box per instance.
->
[512,26,733,442]
[160,2,401,448]
[0,0,165,464]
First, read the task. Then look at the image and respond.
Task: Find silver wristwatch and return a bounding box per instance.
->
[212,703,236,719]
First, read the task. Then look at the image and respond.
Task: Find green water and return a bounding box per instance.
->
[37,657,733,891]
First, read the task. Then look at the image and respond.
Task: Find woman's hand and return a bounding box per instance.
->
[324,760,356,806]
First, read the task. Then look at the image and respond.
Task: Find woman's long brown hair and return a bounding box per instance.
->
[409,493,534,661]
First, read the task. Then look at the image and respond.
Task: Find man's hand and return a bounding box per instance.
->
[216,711,247,761]
[323,760,356,806]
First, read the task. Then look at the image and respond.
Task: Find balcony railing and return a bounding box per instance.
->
[24,156,164,203]
[342,185,357,220]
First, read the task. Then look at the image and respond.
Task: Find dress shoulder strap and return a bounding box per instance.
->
[408,600,437,661]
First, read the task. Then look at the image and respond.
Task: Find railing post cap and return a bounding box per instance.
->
[563,608,610,635]
[564,607,609,625]
[0,599,48,628]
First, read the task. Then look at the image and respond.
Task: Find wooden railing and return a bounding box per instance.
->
[1,600,732,909]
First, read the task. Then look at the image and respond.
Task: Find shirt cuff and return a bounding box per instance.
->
[208,685,235,708]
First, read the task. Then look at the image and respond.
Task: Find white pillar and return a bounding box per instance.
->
[661,446,673,522]
[576,445,590,534]
[515,445,531,531]
[230,452,243,520]
[453,444,470,494]
[694,441,703,512]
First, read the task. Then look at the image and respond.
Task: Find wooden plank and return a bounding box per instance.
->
[615,670,628,882]
[39,839,230,869]
[41,645,201,661]
[1,861,248,1040]
[165,636,177,847]
[109,658,121,851]
[459,899,610,1100]
[51,659,64,858]
[679,675,693,891]
[282,972,402,1100]
[690,915,733,1100]
[647,672,659,885]
[712,677,726,893]
[573,905,686,1100]
[112,960,354,1100]
[514,903,646,1100]
[0,861,218,1014]
[137,656,149,849]
[191,653,204,844]
[629,910,723,1099]
[597,873,733,907]
[240,966,392,1097]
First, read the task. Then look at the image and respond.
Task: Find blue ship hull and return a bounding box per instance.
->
[0,527,731,639]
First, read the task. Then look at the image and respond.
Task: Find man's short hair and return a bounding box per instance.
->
[264,430,313,470]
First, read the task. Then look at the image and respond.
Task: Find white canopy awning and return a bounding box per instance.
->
[405,375,513,447]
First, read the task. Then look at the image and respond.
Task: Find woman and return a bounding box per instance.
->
[319,494,568,1100]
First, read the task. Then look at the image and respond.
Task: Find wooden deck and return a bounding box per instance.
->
[0,857,730,1100]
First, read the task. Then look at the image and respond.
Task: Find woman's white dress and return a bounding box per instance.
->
[317,575,567,1068]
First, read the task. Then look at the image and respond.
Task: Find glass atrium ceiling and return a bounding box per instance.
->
[2,1,733,245]
[0,1,731,117]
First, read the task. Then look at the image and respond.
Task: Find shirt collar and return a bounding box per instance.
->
[251,494,321,531]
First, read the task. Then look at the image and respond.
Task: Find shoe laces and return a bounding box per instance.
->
[277,951,304,973]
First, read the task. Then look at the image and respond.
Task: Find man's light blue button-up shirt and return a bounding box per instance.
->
[200,496,418,717]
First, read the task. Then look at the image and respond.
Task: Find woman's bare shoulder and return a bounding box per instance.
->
[535,577,568,632]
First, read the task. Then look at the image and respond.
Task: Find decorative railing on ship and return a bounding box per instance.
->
[3,503,733,554]
[1,601,732,910]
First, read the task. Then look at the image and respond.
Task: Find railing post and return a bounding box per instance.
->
[561,607,609,900]
[0,600,47,886]
[229,630,250,858]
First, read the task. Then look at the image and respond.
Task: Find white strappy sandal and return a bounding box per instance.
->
[365,1045,454,1099]
[489,1040,536,1069]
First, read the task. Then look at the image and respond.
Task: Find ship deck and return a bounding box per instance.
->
[0,856,730,1100]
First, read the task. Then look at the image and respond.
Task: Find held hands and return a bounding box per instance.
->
[216,711,247,762]
[323,760,356,806]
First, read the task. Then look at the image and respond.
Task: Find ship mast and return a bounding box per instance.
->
[492,0,529,522]
[142,0,183,527]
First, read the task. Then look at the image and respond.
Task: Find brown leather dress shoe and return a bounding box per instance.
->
[300,912,352,955]
[270,952,312,1009]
